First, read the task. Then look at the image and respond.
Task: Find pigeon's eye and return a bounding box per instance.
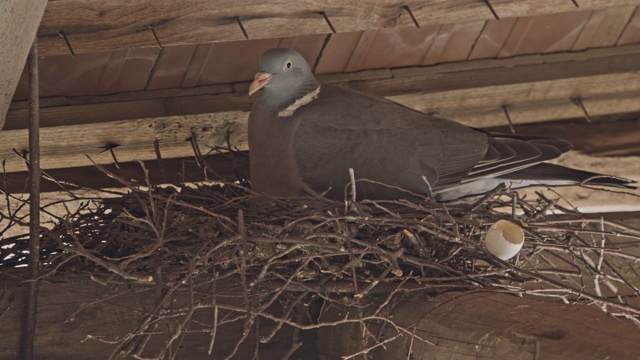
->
[284,61,293,71]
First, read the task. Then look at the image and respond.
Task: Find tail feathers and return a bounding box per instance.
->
[502,163,637,190]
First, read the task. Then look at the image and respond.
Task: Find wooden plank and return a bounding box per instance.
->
[0,152,250,194]
[0,112,249,173]
[4,92,250,131]
[37,1,639,56]
[571,5,637,50]
[392,72,640,112]
[0,275,292,359]
[441,93,640,128]
[396,0,629,28]
[318,291,640,359]
[0,0,48,130]
[362,44,640,96]
[1,48,639,177]
[1,273,638,358]
[6,44,640,131]
[389,72,640,127]
[487,118,640,157]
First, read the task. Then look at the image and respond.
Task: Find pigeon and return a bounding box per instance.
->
[247,48,637,201]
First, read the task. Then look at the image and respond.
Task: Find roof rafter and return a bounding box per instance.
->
[37,0,639,55]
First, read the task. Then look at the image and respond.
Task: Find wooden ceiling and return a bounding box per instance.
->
[30,0,640,56]
[1,0,639,210]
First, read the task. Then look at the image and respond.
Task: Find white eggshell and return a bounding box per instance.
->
[484,220,524,260]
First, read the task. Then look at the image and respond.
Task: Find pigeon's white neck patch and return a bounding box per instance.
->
[278,86,320,118]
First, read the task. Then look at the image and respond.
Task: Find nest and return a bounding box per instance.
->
[2,164,640,359]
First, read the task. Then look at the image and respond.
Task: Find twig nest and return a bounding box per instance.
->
[484,220,524,260]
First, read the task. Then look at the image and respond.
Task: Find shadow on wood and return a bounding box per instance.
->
[317,291,640,359]
[3,276,637,359]
[0,274,296,359]
[1,151,250,194]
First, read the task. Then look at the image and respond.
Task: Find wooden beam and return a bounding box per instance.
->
[0,274,294,359]
[36,1,639,56]
[488,118,640,157]
[0,0,48,130]
[318,291,640,359]
[0,112,249,173]
[522,152,640,214]
[2,275,639,358]
[393,72,640,127]
[5,91,250,131]
[0,152,249,195]
[362,43,640,96]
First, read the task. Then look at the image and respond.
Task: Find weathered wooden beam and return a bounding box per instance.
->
[0,0,48,130]
[366,43,640,96]
[318,291,640,359]
[0,274,294,359]
[5,92,250,131]
[395,72,640,127]
[0,152,249,195]
[488,118,640,157]
[6,44,640,131]
[1,274,639,358]
[0,112,249,173]
[526,151,640,214]
[36,0,639,56]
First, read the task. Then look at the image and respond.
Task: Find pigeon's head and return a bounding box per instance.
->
[249,48,319,109]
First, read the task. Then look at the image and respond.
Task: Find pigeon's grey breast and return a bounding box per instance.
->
[248,95,307,197]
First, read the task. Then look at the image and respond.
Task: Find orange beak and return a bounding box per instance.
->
[248,71,272,96]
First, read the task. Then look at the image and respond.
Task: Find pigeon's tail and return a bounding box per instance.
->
[501,163,638,190]
[436,163,637,201]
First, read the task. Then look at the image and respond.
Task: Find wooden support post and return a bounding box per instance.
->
[22,37,41,360]
[0,0,48,130]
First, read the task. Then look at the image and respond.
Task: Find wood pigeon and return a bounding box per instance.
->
[248,48,636,201]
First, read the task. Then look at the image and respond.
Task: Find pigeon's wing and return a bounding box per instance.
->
[291,85,489,199]
[291,85,580,200]
[432,132,573,195]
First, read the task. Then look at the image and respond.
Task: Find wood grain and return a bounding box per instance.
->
[36,0,638,56]
[361,44,640,96]
[5,92,249,131]
[0,0,48,130]
[318,291,640,359]
[390,72,640,126]
[0,275,292,359]
[0,112,249,173]
[488,118,640,157]
[0,152,250,194]
[444,94,640,128]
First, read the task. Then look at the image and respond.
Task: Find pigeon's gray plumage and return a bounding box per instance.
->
[248,48,636,201]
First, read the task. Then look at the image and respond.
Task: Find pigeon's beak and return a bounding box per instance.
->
[248,72,272,96]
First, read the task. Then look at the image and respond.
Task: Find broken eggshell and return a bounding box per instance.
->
[484,220,524,260]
